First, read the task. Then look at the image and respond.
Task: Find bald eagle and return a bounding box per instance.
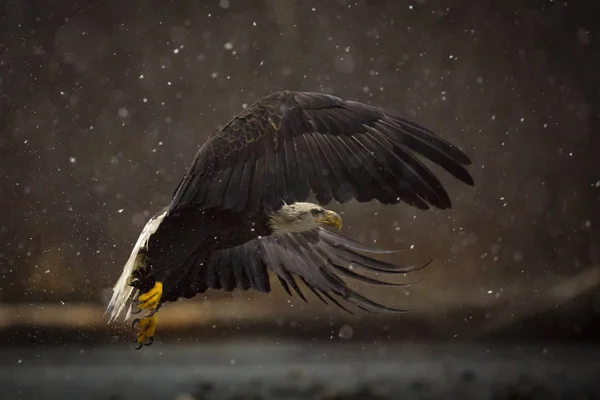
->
[106,91,474,349]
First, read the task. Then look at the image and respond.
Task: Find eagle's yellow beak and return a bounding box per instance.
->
[317,210,343,231]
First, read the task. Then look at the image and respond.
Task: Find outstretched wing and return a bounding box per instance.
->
[169,91,473,214]
[171,228,430,314]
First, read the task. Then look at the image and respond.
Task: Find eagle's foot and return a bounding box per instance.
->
[136,281,163,314]
[132,314,157,350]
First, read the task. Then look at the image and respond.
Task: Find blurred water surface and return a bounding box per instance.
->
[3,342,600,400]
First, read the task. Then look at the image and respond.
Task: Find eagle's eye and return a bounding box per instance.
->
[311,209,321,216]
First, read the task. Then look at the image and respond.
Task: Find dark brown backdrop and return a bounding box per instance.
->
[1,0,599,341]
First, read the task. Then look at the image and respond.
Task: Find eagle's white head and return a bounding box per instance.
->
[268,202,342,234]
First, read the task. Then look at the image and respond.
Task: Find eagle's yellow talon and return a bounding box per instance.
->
[137,281,163,310]
[133,314,157,349]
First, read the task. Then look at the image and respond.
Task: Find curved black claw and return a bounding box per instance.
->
[132,318,141,331]
[130,307,142,315]
[133,336,154,350]
[146,306,160,318]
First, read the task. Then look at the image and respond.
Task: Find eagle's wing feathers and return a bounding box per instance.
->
[168,91,473,214]
[178,228,430,314]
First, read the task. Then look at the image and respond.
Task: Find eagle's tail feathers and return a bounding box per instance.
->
[105,210,166,323]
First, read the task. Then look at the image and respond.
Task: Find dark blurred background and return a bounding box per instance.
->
[2,0,600,346]
[3,1,600,399]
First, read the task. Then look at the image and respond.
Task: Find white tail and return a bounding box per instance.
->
[105,210,167,323]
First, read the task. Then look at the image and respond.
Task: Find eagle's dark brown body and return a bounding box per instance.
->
[133,206,272,302]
